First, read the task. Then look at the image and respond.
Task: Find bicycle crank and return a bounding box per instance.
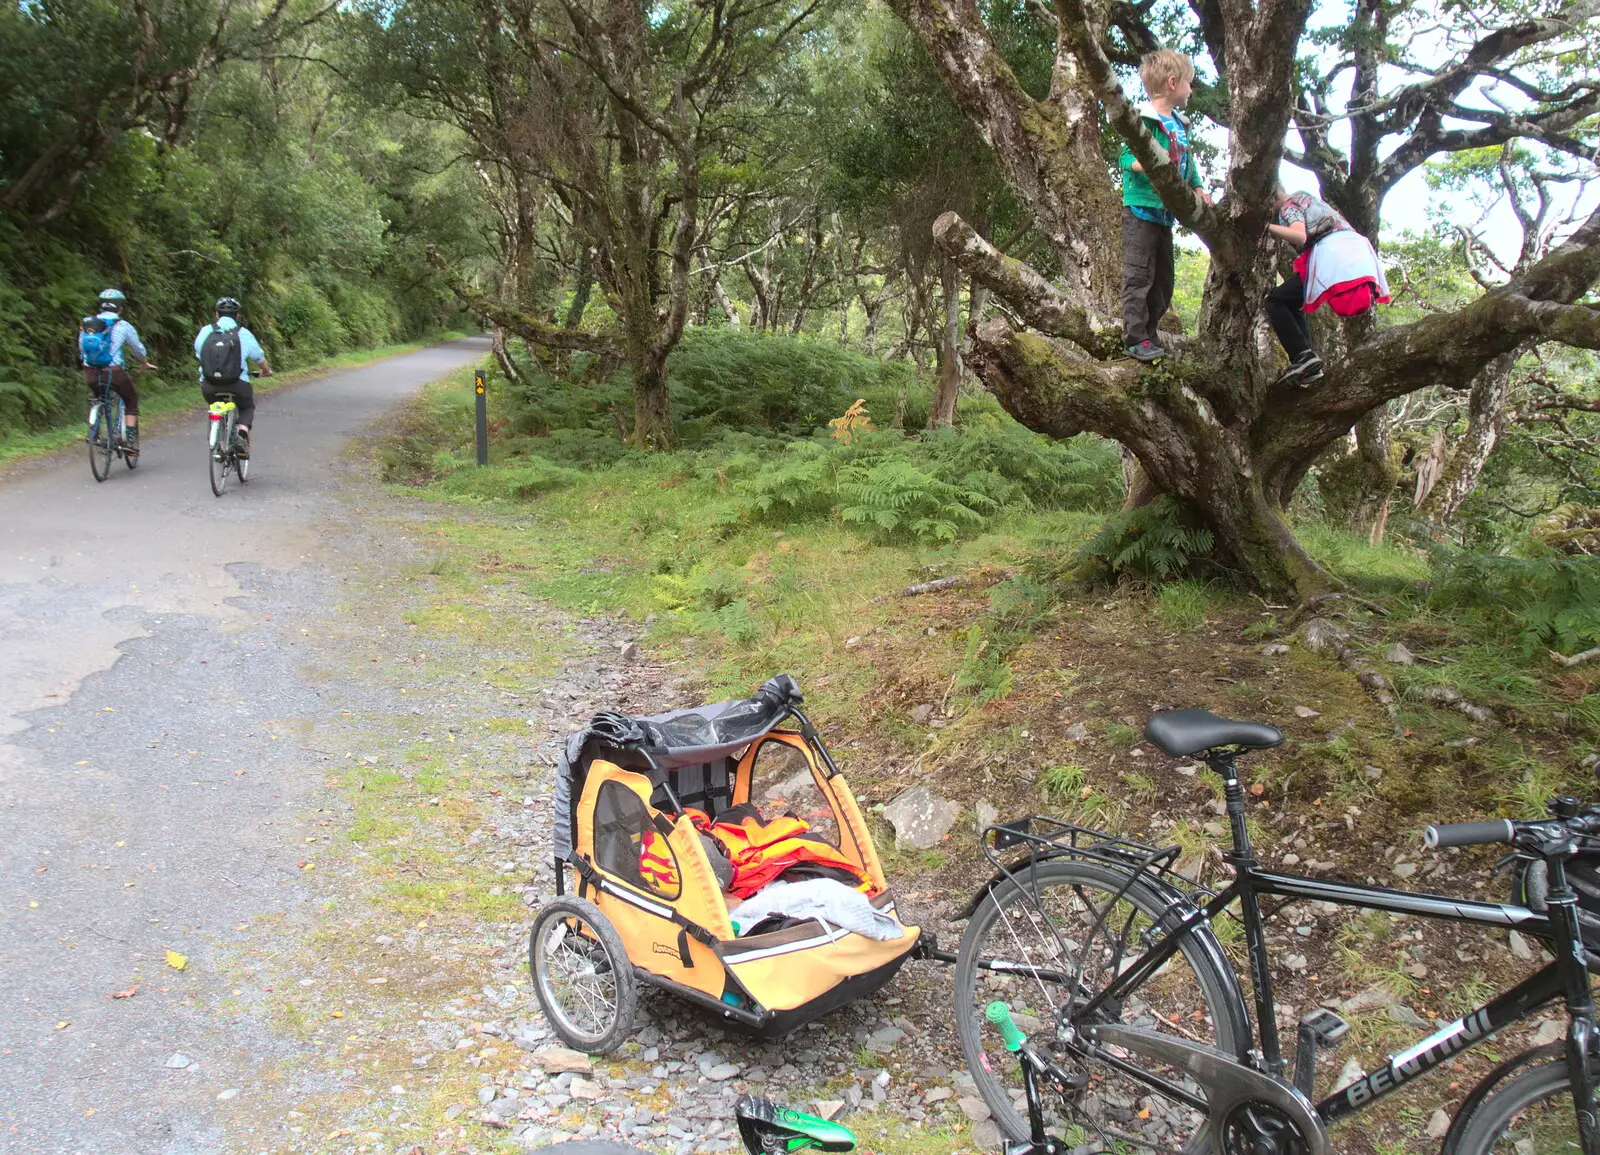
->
[1086,1024,1330,1155]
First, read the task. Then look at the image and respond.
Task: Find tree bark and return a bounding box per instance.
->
[1417,349,1522,525]
[928,256,963,427]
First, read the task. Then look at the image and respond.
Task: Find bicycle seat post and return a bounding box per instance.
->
[1205,747,1256,866]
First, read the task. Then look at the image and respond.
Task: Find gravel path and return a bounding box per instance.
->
[0,339,489,1154]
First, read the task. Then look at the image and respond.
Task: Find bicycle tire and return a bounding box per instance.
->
[1445,1051,1594,1153]
[955,858,1248,1151]
[528,897,637,1055]
[209,412,230,497]
[236,438,249,483]
[89,403,113,482]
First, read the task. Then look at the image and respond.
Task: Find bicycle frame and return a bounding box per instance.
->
[1062,748,1600,1150]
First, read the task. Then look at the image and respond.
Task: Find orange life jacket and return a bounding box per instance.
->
[685,805,866,899]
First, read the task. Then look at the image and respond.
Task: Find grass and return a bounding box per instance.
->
[0,331,469,469]
[1155,580,1213,631]
[1037,764,1087,805]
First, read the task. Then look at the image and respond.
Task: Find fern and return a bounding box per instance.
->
[1430,549,1600,653]
[837,458,998,544]
[1075,495,1214,584]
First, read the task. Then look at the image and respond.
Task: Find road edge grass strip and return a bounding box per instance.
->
[0,329,474,472]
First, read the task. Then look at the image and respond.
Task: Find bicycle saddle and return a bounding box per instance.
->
[734,1095,855,1152]
[1144,709,1283,758]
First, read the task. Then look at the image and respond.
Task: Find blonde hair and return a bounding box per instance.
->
[1140,49,1195,96]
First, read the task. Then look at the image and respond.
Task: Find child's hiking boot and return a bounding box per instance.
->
[1277,350,1324,386]
[1126,339,1168,363]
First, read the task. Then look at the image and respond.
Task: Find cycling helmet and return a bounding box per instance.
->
[98,288,126,312]
[215,297,241,317]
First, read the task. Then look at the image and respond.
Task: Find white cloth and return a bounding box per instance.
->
[1303,229,1390,311]
[730,878,902,940]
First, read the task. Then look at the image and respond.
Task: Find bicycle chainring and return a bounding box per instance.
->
[1218,1100,1312,1155]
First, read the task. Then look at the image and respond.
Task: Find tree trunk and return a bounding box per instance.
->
[928,258,963,427]
[1417,349,1521,526]
[631,353,676,449]
[1350,408,1398,542]
[491,326,523,384]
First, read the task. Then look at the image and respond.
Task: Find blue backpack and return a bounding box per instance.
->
[80,315,118,368]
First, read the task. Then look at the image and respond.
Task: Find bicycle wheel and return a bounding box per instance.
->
[1447,1052,1593,1153]
[88,403,113,482]
[956,858,1249,1152]
[528,898,636,1055]
[209,413,230,497]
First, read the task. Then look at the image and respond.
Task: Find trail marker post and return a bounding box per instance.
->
[474,370,488,466]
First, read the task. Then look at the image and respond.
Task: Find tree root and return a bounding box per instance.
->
[1300,617,1402,734]
[1299,616,1498,731]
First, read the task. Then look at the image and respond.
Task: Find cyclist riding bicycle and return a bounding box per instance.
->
[80,289,157,454]
[194,297,271,457]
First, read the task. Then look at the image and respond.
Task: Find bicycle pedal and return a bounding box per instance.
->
[1301,1007,1350,1046]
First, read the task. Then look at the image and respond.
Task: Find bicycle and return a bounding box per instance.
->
[954,707,1600,1154]
[87,368,136,481]
[207,392,248,496]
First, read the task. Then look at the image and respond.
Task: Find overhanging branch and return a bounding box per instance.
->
[931,212,1117,355]
[426,246,622,357]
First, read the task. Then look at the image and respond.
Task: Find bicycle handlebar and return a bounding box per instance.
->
[986,1001,1027,1053]
[1424,820,1516,850]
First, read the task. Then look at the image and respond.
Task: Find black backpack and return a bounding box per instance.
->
[200,325,243,384]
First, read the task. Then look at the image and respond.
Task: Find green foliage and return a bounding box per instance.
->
[1074,496,1215,584]
[728,412,1120,546]
[1429,549,1600,654]
[0,6,469,442]
[838,456,999,544]
[954,623,1015,706]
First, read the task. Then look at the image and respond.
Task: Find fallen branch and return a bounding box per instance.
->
[902,576,964,597]
[1551,647,1600,668]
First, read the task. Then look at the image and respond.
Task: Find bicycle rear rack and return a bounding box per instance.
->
[973,815,1228,1022]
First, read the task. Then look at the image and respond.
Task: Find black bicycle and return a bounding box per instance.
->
[87,368,136,481]
[955,707,1600,1154]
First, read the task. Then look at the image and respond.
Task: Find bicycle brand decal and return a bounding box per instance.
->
[1340,1008,1493,1107]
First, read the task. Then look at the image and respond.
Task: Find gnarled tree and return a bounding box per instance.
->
[889,0,1600,597]
[364,0,829,448]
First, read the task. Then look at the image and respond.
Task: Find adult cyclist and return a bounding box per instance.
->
[194,297,271,457]
[80,289,157,455]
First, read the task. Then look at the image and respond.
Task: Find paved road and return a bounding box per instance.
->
[0,338,488,1154]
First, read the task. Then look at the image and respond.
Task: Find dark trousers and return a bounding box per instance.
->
[83,366,138,416]
[1263,273,1314,360]
[202,380,255,429]
[1121,208,1175,345]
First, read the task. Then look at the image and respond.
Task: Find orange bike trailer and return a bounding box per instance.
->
[531,675,921,1053]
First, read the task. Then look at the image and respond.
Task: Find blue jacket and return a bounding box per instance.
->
[81,312,148,368]
[194,317,267,383]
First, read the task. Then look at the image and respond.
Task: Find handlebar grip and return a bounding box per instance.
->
[986,1001,1027,1052]
[1424,819,1516,850]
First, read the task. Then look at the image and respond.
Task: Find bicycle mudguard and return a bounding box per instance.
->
[1088,1023,1331,1155]
[1438,1043,1564,1155]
